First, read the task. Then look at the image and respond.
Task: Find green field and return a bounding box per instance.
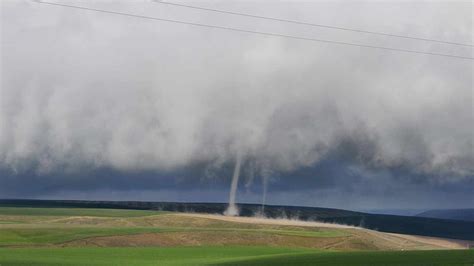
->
[221,249,474,266]
[0,226,346,246]
[0,207,161,217]
[0,206,472,265]
[0,227,168,245]
[0,247,473,266]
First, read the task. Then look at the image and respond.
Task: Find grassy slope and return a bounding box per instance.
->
[0,227,345,246]
[3,199,473,241]
[0,207,345,247]
[0,247,473,266]
[0,207,472,265]
[219,249,474,266]
[0,227,167,245]
[0,207,161,217]
[0,246,314,266]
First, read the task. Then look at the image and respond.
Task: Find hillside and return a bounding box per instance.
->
[1,206,473,265]
[0,206,467,250]
[416,209,474,222]
[2,199,474,241]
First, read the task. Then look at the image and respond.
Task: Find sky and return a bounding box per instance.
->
[0,0,473,211]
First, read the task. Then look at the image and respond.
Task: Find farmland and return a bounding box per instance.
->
[0,206,472,265]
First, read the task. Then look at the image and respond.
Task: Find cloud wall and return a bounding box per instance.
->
[1,0,472,181]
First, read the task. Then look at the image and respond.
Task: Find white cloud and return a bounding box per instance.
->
[1,0,472,179]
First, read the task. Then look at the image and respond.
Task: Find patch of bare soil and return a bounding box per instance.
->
[58,213,470,251]
[345,227,469,250]
[176,213,359,229]
[60,229,464,251]
[175,213,470,250]
[60,231,347,249]
[386,233,472,249]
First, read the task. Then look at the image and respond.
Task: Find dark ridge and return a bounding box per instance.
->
[416,209,474,222]
[1,199,474,241]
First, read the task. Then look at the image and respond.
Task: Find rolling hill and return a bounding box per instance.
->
[2,199,474,241]
[416,209,474,222]
[0,204,473,265]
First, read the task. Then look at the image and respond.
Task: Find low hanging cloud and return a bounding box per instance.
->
[0,0,472,182]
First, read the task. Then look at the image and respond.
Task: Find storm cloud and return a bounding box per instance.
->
[0,0,473,205]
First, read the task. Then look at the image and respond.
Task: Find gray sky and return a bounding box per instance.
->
[0,0,473,210]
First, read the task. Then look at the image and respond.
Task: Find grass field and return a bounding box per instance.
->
[0,226,348,246]
[222,249,474,266]
[0,207,161,217]
[0,247,473,266]
[0,206,472,265]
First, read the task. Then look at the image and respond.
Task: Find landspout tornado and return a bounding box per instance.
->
[224,153,242,216]
[261,175,268,215]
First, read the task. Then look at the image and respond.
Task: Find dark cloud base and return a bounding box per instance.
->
[2,156,473,210]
